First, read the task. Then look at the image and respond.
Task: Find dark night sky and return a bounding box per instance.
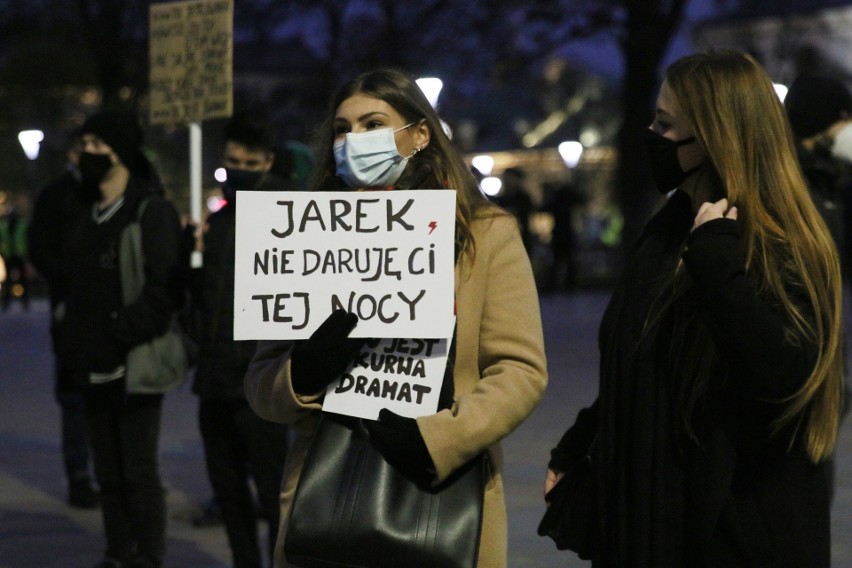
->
[554,0,725,80]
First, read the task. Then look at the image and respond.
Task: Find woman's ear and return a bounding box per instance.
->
[413,120,431,150]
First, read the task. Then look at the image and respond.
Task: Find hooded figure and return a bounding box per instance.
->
[79,111,162,195]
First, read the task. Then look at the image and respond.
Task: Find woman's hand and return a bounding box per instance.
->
[544,468,565,499]
[368,409,434,486]
[290,310,365,394]
[692,197,737,231]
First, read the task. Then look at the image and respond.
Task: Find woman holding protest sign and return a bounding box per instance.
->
[243,68,547,567]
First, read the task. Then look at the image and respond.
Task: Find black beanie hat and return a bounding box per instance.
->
[784,74,852,139]
[79,111,146,175]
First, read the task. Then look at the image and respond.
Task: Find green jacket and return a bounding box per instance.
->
[0,212,28,259]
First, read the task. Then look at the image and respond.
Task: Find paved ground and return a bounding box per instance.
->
[0,291,850,567]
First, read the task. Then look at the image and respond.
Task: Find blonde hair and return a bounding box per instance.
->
[664,50,843,462]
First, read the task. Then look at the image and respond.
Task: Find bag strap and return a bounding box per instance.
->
[119,196,153,306]
[136,196,152,221]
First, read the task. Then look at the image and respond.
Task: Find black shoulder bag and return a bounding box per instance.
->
[284,329,486,568]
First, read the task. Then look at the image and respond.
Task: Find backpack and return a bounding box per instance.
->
[119,197,188,393]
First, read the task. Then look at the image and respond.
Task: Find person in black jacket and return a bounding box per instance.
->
[542,180,584,292]
[784,73,852,277]
[493,167,534,252]
[61,111,184,568]
[782,72,852,502]
[190,114,295,568]
[27,135,100,508]
[544,51,844,567]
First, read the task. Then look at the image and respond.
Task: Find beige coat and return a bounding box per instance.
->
[244,210,548,567]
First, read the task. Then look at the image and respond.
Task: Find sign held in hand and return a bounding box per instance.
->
[321,321,455,420]
[234,190,457,340]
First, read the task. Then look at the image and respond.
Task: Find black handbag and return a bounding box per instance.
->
[285,411,486,568]
[537,436,597,559]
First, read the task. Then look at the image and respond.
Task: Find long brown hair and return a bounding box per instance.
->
[308,68,489,260]
[661,50,843,462]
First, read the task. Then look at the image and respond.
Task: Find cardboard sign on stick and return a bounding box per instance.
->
[149,0,233,125]
[234,190,456,340]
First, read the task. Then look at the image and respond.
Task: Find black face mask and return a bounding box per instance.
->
[221,168,264,201]
[642,129,702,194]
[77,152,113,202]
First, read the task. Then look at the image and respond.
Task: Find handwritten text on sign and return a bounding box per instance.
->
[234,191,456,340]
[149,0,233,125]
[322,330,453,420]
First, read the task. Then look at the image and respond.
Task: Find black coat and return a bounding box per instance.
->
[27,170,86,307]
[190,201,257,398]
[60,180,183,376]
[796,140,847,261]
[28,171,88,392]
[552,190,832,567]
[191,174,294,399]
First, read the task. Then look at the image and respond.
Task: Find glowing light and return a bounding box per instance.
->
[579,127,601,147]
[18,130,44,160]
[471,155,494,176]
[207,195,226,213]
[558,141,584,169]
[773,83,788,102]
[480,176,502,197]
[416,77,443,108]
[214,167,227,183]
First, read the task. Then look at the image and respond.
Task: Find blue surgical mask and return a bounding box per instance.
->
[334,124,416,188]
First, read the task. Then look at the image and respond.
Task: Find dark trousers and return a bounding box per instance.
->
[547,244,577,292]
[52,322,93,482]
[199,398,288,568]
[57,388,91,480]
[84,380,166,566]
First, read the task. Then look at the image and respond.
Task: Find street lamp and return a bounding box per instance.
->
[480,176,502,197]
[558,140,584,169]
[416,77,443,109]
[471,155,494,176]
[18,130,44,161]
[18,130,44,194]
[579,127,601,147]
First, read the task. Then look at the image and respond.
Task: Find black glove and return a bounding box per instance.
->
[368,408,435,486]
[290,310,366,394]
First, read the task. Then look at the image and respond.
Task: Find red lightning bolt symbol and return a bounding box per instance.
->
[428,221,437,234]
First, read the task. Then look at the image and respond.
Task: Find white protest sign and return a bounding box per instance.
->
[321,319,454,420]
[234,190,456,340]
